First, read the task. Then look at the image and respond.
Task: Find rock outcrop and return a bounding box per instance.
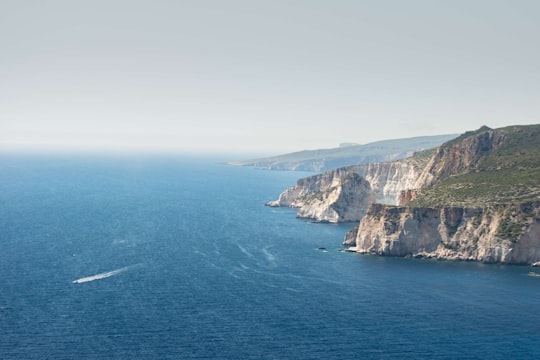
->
[353,202,540,265]
[343,224,360,246]
[361,161,422,205]
[267,170,375,223]
[296,173,375,223]
[266,157,427,222]
[266,165,364,208]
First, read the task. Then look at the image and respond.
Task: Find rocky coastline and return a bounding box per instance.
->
[267,125,540,265]
[350,202,540,265]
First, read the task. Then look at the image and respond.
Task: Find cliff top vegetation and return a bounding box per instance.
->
[408,124,540,207]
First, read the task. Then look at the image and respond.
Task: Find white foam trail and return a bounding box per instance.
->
[284,287,301,293]
[72,266,130,284]
[193,249,207,257]
[212,243,221,256]
[262,248,276,263]
[237,244,253,258]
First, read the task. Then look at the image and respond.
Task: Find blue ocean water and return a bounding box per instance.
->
[1,154,539,359]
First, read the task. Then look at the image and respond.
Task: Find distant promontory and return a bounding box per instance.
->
[229,134,457,172]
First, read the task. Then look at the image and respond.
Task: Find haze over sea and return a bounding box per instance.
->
[1,154,539,359]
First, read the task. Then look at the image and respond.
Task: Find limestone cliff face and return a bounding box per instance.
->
[354,202,540,264]
[361,161,421,205]
[343,225,360,246]
[296,173,375,223]
[267,169,374,223]
[413,128,506,188]
[266,158,425,222]
[266,165,363,208]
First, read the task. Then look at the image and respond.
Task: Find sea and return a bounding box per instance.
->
[1,154,539,359]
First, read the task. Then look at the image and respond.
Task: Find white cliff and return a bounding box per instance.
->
[266,157,426,222]
[354,202,540,265]
[295,173,375,223]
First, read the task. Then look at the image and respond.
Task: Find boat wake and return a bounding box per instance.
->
[72,266,133,284]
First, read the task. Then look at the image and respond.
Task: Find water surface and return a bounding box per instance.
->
[1,154,539,359]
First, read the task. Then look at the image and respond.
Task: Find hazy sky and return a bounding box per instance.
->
[1,1,539,154]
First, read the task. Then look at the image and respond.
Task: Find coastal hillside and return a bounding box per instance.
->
[230,134,457,172]
[269,124,540,265]
[405,125,540,207]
